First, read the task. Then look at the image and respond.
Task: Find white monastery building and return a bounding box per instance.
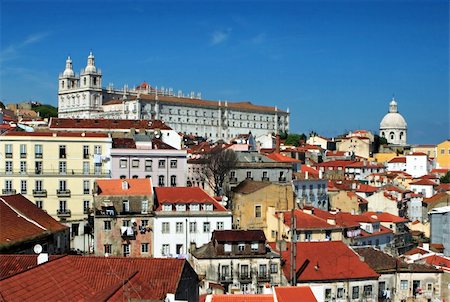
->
[379,98,407,145]
[58,52,290,142]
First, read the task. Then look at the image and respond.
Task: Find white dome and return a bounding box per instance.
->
[63,56,75,77]
[84,51,97,73]
[380,112,407,129]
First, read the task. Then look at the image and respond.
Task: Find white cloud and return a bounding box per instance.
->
[0,31,51,63]
[210,28,231,45]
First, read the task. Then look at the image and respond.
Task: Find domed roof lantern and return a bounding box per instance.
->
[62,56,75,77]
[389,97,398,113]
[84,51,97,73]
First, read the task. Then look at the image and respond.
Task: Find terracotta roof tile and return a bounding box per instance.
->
[3,131,108,137]
[265,152,301,163]
[0,195,68,247]
[212,230,266,242]
[362,212,408,223]
[155,187,227,211]
[232,179,272,194]
[49,118,173,130]
[409,179,437,186]
[211,294,273,302]
[282,210,340,230]
[388,157,406,163]
[96,178,153,196]
[275,286,318,302]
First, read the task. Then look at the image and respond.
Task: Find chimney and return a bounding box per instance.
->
[305,171,309,179]
[319,170,323,179]
[276,134,280,153]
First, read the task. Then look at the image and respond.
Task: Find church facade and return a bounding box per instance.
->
[379,98,407,145]
[58,53,290,141]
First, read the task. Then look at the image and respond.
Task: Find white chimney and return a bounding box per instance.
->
[37,253,48,265]
[305,171,309,179]
[319,170,323,179]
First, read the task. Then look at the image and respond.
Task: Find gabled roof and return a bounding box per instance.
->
[435,183,450,192]
[212,230,266,242]
[49,118,173,130]
[0,254,63,280]
[273,241,379,282]
[347,161,385,168]
[388,157,406,163]
[3,131,108,138]
[0,195,68,248]
[96,178,153,196]
[0,255,192,301]
[282,210,340,230]
[409,179,437,186]
[362,212,408,223]
[423,192,450,205]
[154,187,227,211]
[275,286,318,302]
[265,152,301,163]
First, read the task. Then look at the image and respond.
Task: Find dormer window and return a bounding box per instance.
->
[190,204,200,211]
[176,204,186,211]
[203,204,213,211]
[162,204,172,211]
[141,200,148,214]
[251,242,258,251]
[224,243,232,253]
[121,181,129,190]
[238,243,245,252]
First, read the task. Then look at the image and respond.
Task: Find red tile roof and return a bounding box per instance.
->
[388,157,406,163]
[0,195,68,247]
[409,179,437,186]
[422,254,450,271]
[49,118,173,130]
[362,212,408,223]
[314,160,357,168]
[265,152,301,163]
[347,161,385,168]
[301,165,320,176]
[435,183,450,192]
[0,256,191,301]
[3,131,108,137]
[212,230,266,242]
[273,241,379,282]
[96,178,153,196]
[308,208,361,228]
[275,286,318,302]
[282,210,339,230]
[359,225,393,238]
[138,93,287,113]
[406,152,427,156]
[0,254,63,280]
[211,294,273,302]
[423,192,450,205]
[155,187,227,211]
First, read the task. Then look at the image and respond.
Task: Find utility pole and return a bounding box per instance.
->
[290,208,296,285]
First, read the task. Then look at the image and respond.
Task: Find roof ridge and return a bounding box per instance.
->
[0,196,47,231]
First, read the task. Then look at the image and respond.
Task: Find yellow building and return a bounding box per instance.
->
[435,139,450,168]
[0,131,112,252]
[373,152,397,163]
[412,144,437,158]
[232,180,293,242]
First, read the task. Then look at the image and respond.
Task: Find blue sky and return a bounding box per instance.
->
[1,0,448,144]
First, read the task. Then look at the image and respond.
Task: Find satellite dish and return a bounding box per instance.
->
[222,196,229,202]
[33,244,43,254]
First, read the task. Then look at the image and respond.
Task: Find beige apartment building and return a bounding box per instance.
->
[0,131,112,252]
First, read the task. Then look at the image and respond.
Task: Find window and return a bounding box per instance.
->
[5,144,12,158]
[162,244,170,256]
[270,263,278,274]
[122,200,130,212]
[337,288,344,299]
[170,160,177,168]
[4,180,13,192]
[58,180,67,192]
[162,222,170,233]
[132,159,139,168]
[176,204,186,211]
[104,244,112,254]
[255,205,262,218]
[352,286,359,299]
[241,283,250,293]
[427,283,432,291]
[158,160,166,168]
[170,175,177,187]
[141,200,148,214]
[71,223,79,237]
[119,158,127,168]
[162,204,172,211]
[224,243,232,252]
[83,180,90,194]
[122,220,131,227]
[158,175,165,186]
[262,171,268,179]
[104,221,112,230]
[59,200,67,211]
[190,204,199,211]
[141,243,149,253]
[246,171,252,179]
[94,145,101,155]
[216,221,224,230]
[145,159,152,171]
[400,280,408,290]
[59,161,67,174]
[20,161,27,174]
[35,180,43,191]
[83,146,89,159]
[83,200,90,212]
[59,145,66,158]
[176,222,184,233]
[325,289,332,300]
[20,180,27,194]
[259,264,267,277]
[20,144,27,158]
[251,242,258,251]
[123,244,130,257]
[238,243,245,252]
[35,200,43,209]
[305,231,312,241]
[363,285,372,297]
[5,161,12,174]
[203,222,210,233]
[83,162,89,174]
[189,221,197,233]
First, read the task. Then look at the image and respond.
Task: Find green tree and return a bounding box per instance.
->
[440,171,450,183]
[33,104,58,118]
[285,133,306,147]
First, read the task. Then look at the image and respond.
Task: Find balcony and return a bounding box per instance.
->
[237,273,252,282]
[35,153,43,159]
[33,189,47,197]
[57,189,71,197]
[5,153,12,158]
[229,177,238,184]
[20,153,27,158]
[57,209,71,218]
[218,274,233,283]
[257,273,270,282]
[0,169,111,177]
[2,189,16,195]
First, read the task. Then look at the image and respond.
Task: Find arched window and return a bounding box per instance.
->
[381,132,385,137]
[400,132,404,140]
[93,77,97,85]
[132,175,138,179]
[120,175,126,179]
[83,77,87,85]
[61,81,65,88]
[390,132,395,140]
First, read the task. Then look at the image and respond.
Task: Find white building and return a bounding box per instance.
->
[405,152,430,178]
[387,157,407,172]
[152,187,232,258]
[57,53,290,142]
[409,179,436,198]
[379,98,407,145]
